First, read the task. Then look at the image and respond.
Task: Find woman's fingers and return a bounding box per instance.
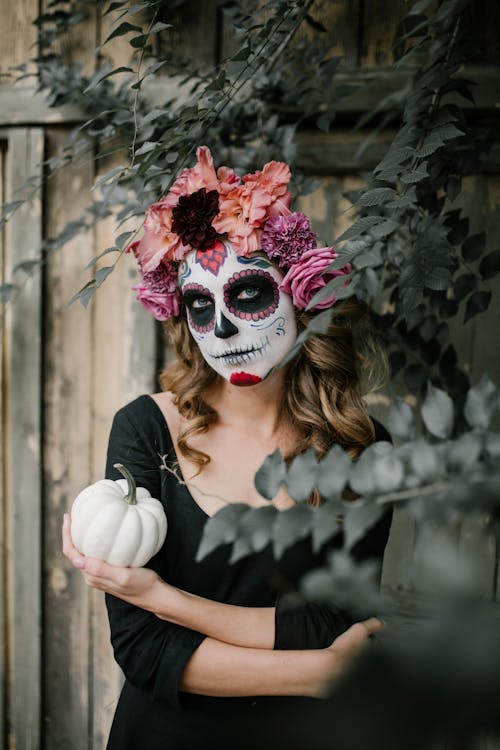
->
[328,617,385,653]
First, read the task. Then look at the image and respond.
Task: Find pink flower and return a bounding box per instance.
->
[162,146,220,209]
[213,184,271,255]
[217,165,241,194]
[242,161,292,218]
[279,247,352,311]
[261,212,317,268]
[132,262,180,320]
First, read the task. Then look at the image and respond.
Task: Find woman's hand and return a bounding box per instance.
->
[62,513,162,611]
[311,617,384,698]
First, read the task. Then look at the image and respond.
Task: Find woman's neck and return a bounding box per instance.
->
[207,369,286,438]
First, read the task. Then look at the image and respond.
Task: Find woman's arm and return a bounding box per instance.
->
[179,619,381,698]
[64,513,275,647]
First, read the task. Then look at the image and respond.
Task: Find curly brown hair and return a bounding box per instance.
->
[159,298,387,496]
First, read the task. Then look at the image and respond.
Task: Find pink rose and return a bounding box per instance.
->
[132,285,180,320]
[279,247,351,310]
[132,262,181,320]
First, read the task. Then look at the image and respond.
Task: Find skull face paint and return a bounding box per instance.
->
[179,241,297,386]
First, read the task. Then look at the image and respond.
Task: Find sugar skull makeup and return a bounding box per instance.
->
[179,241,297,386]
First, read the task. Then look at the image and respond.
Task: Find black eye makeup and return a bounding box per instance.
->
[223,270,279,321]
[182,283,215,332]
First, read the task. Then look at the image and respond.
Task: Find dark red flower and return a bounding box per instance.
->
[171,188,220,250]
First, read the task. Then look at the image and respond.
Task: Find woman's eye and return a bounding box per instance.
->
[237,287,260,301]
[192,296,212,309]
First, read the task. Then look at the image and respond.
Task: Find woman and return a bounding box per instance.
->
[62,147,391,749]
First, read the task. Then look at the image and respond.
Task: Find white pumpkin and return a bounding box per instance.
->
[71,463,167,567]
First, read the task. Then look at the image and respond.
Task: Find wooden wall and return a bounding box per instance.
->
[0,1,499,748]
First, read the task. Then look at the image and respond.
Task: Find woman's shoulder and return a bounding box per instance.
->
[112,392,178,439]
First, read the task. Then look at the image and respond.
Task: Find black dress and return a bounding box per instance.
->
[104,395,392,750]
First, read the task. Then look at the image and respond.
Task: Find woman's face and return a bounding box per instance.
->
[178,241,297,386]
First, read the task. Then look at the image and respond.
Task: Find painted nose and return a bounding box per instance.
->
[214,312,238,339]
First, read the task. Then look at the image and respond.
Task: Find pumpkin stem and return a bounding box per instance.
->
[114,463,137,505]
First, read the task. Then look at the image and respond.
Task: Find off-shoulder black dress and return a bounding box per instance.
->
[104,395,392,750]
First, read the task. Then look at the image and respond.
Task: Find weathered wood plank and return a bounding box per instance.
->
[90,148,156,746]
[360,0,408,68]
[294,0,361,66]
[0,64,498,127]
[2,128,43,750]
[0,135,6,750]
[43,128,94,750]
[0,0,38,81]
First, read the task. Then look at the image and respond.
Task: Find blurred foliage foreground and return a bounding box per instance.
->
[2,0,500,747]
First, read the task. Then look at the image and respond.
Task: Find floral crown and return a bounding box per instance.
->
[127,146,351,321]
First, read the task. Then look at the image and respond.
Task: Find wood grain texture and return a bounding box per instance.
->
[0,0,38,81]
[43,128,94,750]
[2,128,43,750]
[294,0,361,66]
[360,0,408,68]
[90,152,156,748]
[0,136,5,750]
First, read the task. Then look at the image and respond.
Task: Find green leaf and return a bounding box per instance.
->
[306,272,351,311]
[416,135,445,158]
[284,449,318,502]
[431,124,465,142]
[387,397,414,439]
[129,34,149,48]
[254,449,286,500]
[462,232,485,262]
[311,499,343,552]
[205,70,227,92]
[421,382,454,439]
[486,432,500,459]
[355,188,395,206]
[373,451,404,492]
[103,21,142,45]
[134,141,158,156]
[316,444,351,499]
[13,259,40,276]
[344,502,384,550]
[352,245,383,269]
[464,374,498,430]
[92,165,126,190]
[374,147,414,174]
[231,44,252,61]
[196,504,249,561]
[0,283,16,302]
[464,291,491,324]
[84,247,120,270]
[150,21,172,34]
[316,110,336,132]
[400,168,429,184]
[479,250,500,280]
[424,267,452,291]
[454,273,476,302]
[273,504,312,559]
[446,433,482,472]
[66,280,97,310]
[104,1,128,15]
[115,231,135,249]
[371,219,398,240]
[410,440,441,480]
[1,200,24,222]
[95,265,114,286]
[335,217,383,244]
[229,505,277,563]
[281,309,333,366]
[83,66,132,93]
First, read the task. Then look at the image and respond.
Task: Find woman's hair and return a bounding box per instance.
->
[159,298,387,504]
